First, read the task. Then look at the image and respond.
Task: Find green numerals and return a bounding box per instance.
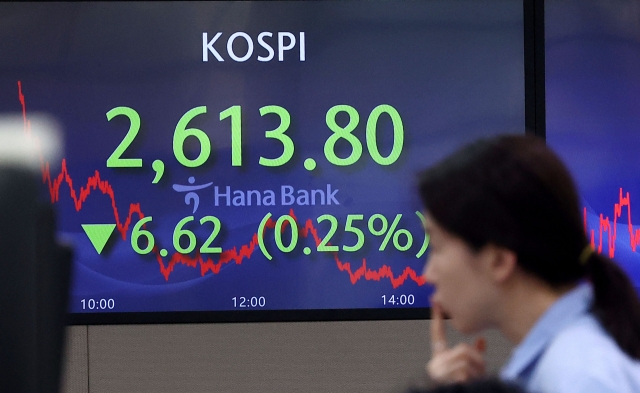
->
[199,216,222,253]
[130,215,223,256]
[172,215,223,254]
[220,105,242,166]
[274,215,298,253]
[343,214,364,252]
[131,216,154,254]
[174,106,211,167]
[106,107,143,168]
[173,216,197,253]
[131,211,426,262]
[316,214,364,252]
[106,103,404,170]
[324,105,362,166]
[259,105,294,167]
[325,104,404,166]
[366,105,404,165]
[316,214,339,252]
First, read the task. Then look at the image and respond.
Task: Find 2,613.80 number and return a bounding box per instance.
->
[105,104,404,169]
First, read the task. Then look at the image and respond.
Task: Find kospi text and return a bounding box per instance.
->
[202,32,306,62]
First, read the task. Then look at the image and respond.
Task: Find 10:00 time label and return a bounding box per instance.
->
[81,298,115,310]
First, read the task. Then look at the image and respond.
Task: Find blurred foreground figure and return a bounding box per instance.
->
[407,378,526,393]
[0,116,72,393]
[418,135,640,393]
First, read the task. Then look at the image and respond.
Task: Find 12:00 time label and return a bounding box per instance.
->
[232,296,266,308]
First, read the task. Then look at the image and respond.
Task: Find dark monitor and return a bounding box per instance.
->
[545,0,640,293]
[0,1,534,324]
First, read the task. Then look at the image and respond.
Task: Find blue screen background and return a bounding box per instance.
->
[0,2,524,314]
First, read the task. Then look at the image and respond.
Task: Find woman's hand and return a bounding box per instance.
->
[426,303,487,384]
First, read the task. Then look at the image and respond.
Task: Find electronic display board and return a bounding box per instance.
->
[0,2,526,323]
[546,0,640,293]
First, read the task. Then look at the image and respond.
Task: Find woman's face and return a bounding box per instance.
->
[422,213,499,334]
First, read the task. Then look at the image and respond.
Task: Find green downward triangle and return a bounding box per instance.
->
[82,224,116,255]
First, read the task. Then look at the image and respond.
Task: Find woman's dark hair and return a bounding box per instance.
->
[418,134,640,359]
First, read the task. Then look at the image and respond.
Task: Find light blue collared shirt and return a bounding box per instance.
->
[500,282,640,393]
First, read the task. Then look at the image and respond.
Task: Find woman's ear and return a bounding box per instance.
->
[481,244,517,284]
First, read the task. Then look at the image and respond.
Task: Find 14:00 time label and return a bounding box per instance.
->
[381,294,415,306]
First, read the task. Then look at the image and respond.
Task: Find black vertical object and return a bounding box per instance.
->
[36,205,73,393]
[524,0,546,139]
[0,168,39,393]
[0,166,72,393]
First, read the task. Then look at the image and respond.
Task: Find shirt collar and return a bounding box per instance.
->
[500,282,593,382]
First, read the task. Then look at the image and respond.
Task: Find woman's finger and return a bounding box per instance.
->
[430,302,448,354]
[427,343,486,383]
[449,343,486,371]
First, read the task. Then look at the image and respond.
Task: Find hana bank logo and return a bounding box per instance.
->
[172,177,213,214]
[202,32,306,62]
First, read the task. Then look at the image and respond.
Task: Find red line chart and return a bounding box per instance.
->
[17,81,426,288]
[584,188,640,258]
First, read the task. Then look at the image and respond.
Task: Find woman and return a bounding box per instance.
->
[418,135,640,392]
[407,378,526,393]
